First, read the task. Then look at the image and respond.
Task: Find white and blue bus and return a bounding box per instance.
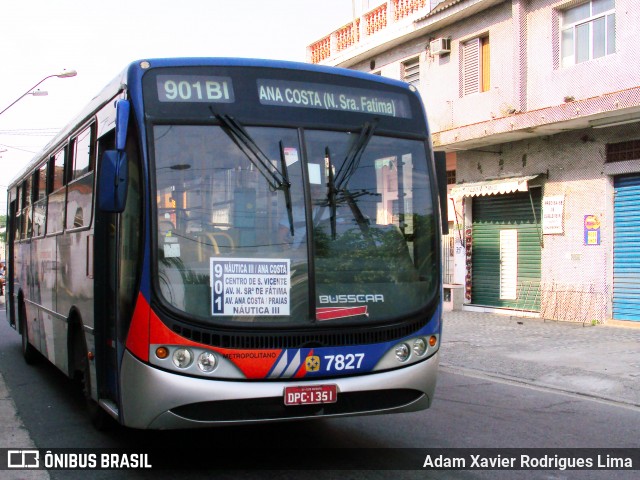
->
[6,58,446,429]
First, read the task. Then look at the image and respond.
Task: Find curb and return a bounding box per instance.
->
[0,371,50,479]
[440,364,640,411]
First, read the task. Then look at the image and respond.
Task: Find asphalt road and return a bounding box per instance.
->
[0,310,638,479]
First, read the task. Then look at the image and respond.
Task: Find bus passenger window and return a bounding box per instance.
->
[33,163,48,237]
[14,186,22,242]
[22,178,33,239]
[48,149,67,234]
[51,149,66,191]
[66,124,95,230]
[70,125,94,179]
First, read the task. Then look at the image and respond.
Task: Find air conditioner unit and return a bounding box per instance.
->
[430,38,451,56]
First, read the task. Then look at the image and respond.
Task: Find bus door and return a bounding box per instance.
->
[93,132,120,407]
[94,123,141,416]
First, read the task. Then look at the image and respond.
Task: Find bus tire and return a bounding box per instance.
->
[77,332,113,431]
[20,302,39,365]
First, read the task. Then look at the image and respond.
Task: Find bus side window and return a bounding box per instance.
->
[21,177,33,239]
[33,163,48,237]
[66,123,96,230]
[96,129,116,171]
[14,185,22,242]
[47,148,67,235]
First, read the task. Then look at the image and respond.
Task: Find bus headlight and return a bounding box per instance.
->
[395,343,411,362]
[413,338,427,357]
[197,351,217,373]
[172,348,193,369]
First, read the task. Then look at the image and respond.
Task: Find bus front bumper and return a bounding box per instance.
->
[119,349,439,429]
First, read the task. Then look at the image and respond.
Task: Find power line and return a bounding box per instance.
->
[0,143,39,154]
[0,129,59,136]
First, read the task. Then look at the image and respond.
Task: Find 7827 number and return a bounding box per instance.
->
[323,353,365,371]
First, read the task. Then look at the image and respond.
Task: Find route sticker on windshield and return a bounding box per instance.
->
[283,147,299,166]
[210,258,290,316]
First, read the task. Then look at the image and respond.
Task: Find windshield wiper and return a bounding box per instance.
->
[213,112,289,192]
[213,112,295,237]
[334,120,377,191]
[279,141,294,237]
[335,121,378,242]
[324,146,374,243]
[325,146,338,240]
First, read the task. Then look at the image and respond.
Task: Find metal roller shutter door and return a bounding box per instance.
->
[471,189,542,309]
[613,175,640,321]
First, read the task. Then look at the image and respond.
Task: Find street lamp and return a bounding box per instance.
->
[0,69,77,117]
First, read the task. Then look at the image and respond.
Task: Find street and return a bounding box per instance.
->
[0,310,638,479]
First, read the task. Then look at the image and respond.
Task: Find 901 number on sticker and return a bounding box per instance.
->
[324,353,364,371]
[157,75,235,103]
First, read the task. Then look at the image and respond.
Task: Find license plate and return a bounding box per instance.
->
[284,385,338,406]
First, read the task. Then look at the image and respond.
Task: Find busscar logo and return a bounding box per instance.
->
[8,450,40,468]
[318,294,384,304]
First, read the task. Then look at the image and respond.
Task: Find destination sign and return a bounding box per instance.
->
[257,79,412,119]
[157,75,235,103]
[211,257,290,317]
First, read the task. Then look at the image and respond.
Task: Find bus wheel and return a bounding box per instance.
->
[78,337,113,431]
[20,304,39,365]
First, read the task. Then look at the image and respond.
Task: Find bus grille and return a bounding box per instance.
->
[169,315,431,349]
[170,389,424,422]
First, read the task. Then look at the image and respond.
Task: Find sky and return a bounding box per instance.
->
[0,0,355,213]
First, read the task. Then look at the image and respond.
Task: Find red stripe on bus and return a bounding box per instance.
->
[294,349,314,378]
[149,310,202,348]
[316,306,368,320]
[125,294,151,362]
[146,308,283,379]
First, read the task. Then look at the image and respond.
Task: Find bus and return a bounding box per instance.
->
[5,58,446,429]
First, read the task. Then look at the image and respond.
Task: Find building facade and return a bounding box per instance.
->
[308,0,640,323]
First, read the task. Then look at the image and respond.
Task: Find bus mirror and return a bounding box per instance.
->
[98,150,128,213]
[115,99,130,151]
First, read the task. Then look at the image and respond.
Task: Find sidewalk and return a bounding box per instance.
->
[440,310,640,408]
[0,296,50,479]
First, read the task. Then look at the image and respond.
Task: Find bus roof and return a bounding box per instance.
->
[135,57,411,88]
[9,57,415,189]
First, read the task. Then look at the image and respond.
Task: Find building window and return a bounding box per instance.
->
[606,139,640,163]
[561,0,615,67]
[446,169,456,185]
[401,56,420,87]
[461,36,490,96]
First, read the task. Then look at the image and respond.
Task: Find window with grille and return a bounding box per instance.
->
[461,36,490,96]
[561,0,615,67]
[606,139,640,163]
[401,57,420,87]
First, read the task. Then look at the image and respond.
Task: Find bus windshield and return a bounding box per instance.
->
[153,123,436,325]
